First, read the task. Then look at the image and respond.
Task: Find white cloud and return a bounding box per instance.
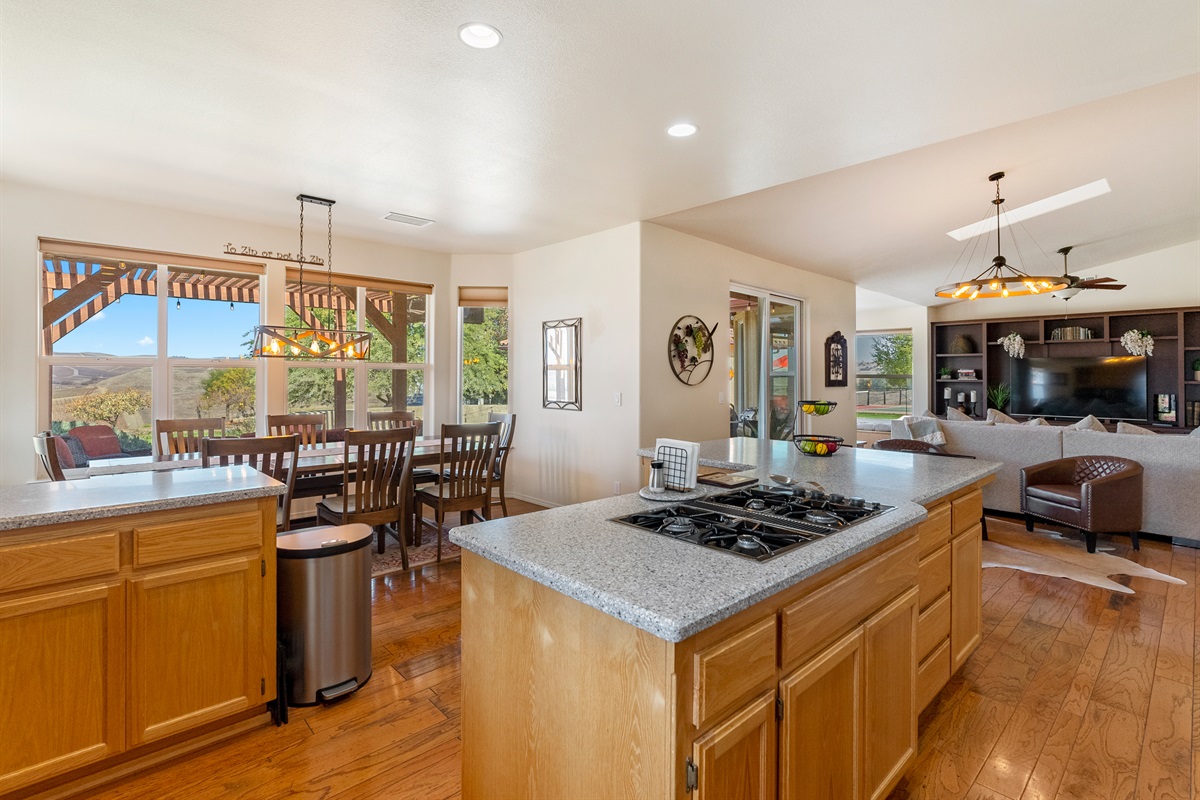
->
[137,336,154,347]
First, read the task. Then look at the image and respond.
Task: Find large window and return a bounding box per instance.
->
[458,287,509,423]
[40,244,262,449]
[729,289,803,440]
[855,331,913,420]
[284,269,431,432]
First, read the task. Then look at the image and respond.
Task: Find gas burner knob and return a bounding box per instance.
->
[847,497,865,507]
[828,494,845,504]
[809,491,826,501]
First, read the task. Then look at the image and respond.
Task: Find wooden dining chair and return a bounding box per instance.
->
[155,417,226,456]
[267,413,327,446]
[414,422,501,562]
[202,435,300,532]
[487,412,517,517]
[367,410,423,436]
[33,431,68,481]
[316,427,416,564]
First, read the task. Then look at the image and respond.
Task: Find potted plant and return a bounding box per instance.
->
[998,332,1025,359]
[1119,329,1154,357]
[938,367,953,380]
[1193,357,1200,381]
[987,383,1011,411]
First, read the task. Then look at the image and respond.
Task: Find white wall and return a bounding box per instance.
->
[0,180,453,485]
[929,241,1200,322]
[509,224,642,506]
[639,223,859,446]
[856,293,931,415]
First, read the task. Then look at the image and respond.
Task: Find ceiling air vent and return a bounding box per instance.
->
[384,212,435,227]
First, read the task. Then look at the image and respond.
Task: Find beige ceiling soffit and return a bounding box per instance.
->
[283,267,433,296]
[946,180,1112,241]
[38,238,265,274]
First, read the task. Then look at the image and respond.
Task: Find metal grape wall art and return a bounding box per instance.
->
[669,315,717,385]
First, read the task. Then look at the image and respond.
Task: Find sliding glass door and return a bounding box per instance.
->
[730,289,803,440]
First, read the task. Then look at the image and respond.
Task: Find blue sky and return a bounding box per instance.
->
[52,293,259,359]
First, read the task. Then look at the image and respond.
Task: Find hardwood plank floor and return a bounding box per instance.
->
[83,517,1194,800]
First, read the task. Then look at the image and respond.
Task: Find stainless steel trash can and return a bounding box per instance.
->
[277,523,373,705]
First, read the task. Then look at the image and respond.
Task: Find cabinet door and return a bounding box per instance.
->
[693,691,777,800]
[779,629,862,800]
[951,525,983,671]
[862,587,918,800]
[0,582,124,794]
[128,556,262,746]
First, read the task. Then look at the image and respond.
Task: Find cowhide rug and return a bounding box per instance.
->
[982,516,1186,595]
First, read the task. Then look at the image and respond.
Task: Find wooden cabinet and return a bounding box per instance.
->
[0,499,276,796]
[128,556,263,745]
[693,691,777,800]
[0,581,124,794]
[862,587,919,800]
[951,526,983,671]
[779,630,862,800]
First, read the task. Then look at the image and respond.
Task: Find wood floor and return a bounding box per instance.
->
[84,518,1194,800]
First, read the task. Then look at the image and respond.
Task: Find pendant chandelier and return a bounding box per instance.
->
[253,195,372,359]
[934,172,1070,300]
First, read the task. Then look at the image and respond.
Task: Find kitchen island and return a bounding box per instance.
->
[0,468,285,797]
[451,439,999,800]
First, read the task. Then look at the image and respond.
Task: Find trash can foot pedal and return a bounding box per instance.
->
[318,678,360,703]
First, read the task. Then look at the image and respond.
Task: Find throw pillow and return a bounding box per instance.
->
[1191,426,1200,437]
[945,406,973,422]
[1116,421,1157,435]
[986,409,1019,424]
[908,417,946,445]
[1024,418,1050,426]
[1073,414,1108,433]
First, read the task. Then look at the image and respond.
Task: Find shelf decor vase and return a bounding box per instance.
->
[949,334,975,354]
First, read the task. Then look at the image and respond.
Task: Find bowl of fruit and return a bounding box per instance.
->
[798,400,837,416]
[792,434,844,457]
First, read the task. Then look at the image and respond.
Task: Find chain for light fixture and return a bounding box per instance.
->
[934,172,1070,300]
[251,194,372,360]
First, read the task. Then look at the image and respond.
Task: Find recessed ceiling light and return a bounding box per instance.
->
[458,23,502,49]
[667,123,698,138]
[946,179,1111,241]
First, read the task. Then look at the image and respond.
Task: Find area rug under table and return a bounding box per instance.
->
[370,528,461,578]
[982,517,1186,594]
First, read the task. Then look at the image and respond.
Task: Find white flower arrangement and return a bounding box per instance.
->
[998,332,1025,359]
[1120,329,1154,357]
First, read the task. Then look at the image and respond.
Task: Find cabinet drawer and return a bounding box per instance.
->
[917,504,951,558]
[951,490,982,536]
[134,511,262,568]
[917,638,951,712]
[0,532,120,594]
[781,536,917,673]
[918,545,950,611]
[693,616,776,730]
[917,591,950,662]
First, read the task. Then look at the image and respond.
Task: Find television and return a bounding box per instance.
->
[1009,355,1148,422]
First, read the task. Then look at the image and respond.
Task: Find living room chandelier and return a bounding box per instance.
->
[934,172,1070,300]
[252,195,372,360]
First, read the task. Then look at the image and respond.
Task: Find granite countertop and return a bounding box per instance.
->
[0,467,286,531]
[452,440,1001,642]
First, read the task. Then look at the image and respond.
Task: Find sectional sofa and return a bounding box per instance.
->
[896,419,1200,546]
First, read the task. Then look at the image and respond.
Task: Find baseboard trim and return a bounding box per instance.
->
[507,491,559,509]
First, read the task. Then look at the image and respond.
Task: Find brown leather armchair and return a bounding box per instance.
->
[1020,455,1143,553]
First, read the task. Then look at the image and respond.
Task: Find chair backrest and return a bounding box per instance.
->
[439,422,501,501]
[267,414,327,447]
[368,410,422,435]
[155,417,226,456]
[33,431,67,481]
[69,425,124,458]
[487,412,516,475]
[201,435,300,530]
[873,438,945,454]
[342,427,415,517]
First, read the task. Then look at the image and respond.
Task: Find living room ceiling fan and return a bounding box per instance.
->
[1050,246,1126,299]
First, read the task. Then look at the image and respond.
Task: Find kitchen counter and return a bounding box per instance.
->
[0,466,285,531]
[451,440,1000,642]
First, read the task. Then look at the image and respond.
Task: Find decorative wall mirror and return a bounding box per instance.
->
[543,318,582,410]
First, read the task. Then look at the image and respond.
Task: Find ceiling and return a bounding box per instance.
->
[2,1,1198,302]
